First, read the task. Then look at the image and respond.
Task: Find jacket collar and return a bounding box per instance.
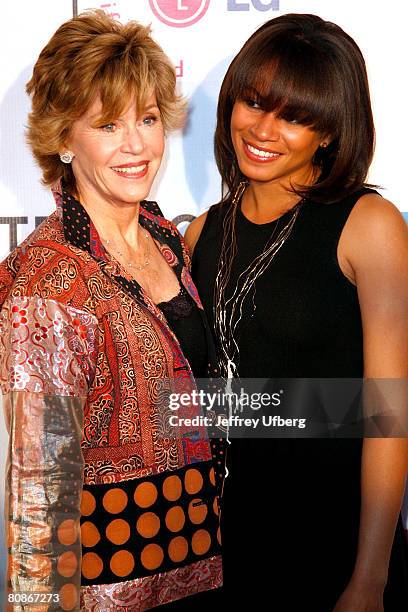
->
[55,182,201,312]
[58,183,181,260]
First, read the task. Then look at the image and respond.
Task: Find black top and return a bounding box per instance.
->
[156,286,208,378]
[192,188,408,611]
[194,192,366,378]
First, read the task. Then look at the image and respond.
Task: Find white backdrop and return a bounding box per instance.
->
[1,0,407,590]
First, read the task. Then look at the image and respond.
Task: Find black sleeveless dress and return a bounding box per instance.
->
[192,189,408,611]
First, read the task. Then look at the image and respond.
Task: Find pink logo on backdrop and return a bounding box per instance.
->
[149,0,210,28]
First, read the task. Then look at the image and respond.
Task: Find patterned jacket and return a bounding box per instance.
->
[0,186,224,611]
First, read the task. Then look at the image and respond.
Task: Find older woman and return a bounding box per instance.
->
[186,13,408,612]
[1,11,223,611]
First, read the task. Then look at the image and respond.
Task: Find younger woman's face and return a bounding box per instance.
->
[230,98,324,190]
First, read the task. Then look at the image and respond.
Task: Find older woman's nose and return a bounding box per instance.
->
[122,127,145,154]
[250,111,280,141]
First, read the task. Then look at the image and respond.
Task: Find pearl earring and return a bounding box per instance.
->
[59,151,74,164]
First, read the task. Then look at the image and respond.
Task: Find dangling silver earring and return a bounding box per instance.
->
[59,151,74,164]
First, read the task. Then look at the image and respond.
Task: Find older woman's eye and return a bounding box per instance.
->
[100,123,116,132]
[142,114,159,126]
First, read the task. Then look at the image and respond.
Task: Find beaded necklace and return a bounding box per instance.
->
[213,181,303,379]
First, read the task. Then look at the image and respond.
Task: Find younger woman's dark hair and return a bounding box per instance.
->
[215,13,376,203]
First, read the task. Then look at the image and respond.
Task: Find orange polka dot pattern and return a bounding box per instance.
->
[20,509,82,609]
[80,461,221,585]
[53,514,81,608]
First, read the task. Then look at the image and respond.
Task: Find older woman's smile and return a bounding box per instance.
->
[111,162,149,177]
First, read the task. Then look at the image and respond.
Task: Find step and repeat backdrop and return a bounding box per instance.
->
[1,0,407,587]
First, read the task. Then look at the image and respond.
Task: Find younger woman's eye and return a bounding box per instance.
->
[280,115,301,125]
[245,98,261,109]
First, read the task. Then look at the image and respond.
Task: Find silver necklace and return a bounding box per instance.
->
[214,181,303,379]
[102,226,151,271]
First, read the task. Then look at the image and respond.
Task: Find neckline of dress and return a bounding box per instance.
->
[156,285,187,308]
[237,200,299,228]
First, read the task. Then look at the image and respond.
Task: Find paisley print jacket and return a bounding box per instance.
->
[0,186,224,611]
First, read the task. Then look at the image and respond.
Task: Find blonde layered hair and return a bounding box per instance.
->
[26,10,186,192]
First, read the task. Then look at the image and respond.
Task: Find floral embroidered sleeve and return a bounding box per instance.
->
[0,296,97,611]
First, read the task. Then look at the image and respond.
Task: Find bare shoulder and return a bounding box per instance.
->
[184,210,209,256]
[347,192,407,235]
[340,192,408,275]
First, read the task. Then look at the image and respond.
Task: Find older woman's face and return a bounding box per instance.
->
[67,93,164,208]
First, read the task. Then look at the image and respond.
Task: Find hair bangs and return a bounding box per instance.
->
[91,52,154,126]
[233,39,338,137]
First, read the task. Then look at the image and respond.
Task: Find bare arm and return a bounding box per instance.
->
[335,194,408,610]
[184,211,208,256]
